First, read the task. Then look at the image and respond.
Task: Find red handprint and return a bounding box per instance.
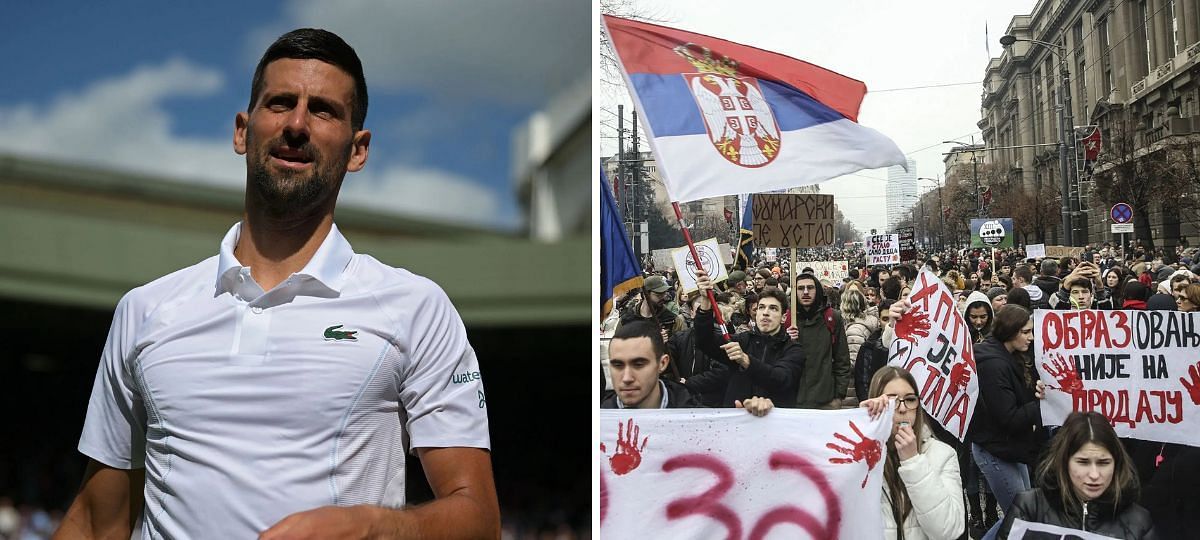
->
[947,361,972,397]
[895,309,931,344]
[1042,351,1084,396]
[1180,361,1200,406]
[826,420,882,488]
[600,418,649,475]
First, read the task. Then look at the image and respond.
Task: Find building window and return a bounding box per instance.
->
[1078,58,1087,119]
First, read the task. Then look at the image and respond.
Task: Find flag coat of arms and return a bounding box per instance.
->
[602,15,907,203]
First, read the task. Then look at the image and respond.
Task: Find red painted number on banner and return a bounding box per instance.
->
[657,452,844,539]
[662,454,743,540]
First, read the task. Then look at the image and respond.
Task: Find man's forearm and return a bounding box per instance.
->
[365,488,499,539]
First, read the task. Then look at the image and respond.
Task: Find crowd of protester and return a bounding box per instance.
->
[602,239,1200,539]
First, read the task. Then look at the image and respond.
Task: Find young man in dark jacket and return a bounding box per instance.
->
[685,269,805,408]
[789,273,851,409]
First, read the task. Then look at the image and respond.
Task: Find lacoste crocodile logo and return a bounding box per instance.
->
[323,325,358,341]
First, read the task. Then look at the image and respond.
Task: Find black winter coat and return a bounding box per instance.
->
[685,308,805,408]
[667,327,723,407]
[998,487,1158,539]
[970,337,1043,464]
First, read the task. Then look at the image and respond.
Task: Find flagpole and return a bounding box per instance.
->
[673,201,732,341]
[789,247,797,332]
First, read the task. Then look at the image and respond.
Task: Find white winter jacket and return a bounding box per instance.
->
[879,430,965,540]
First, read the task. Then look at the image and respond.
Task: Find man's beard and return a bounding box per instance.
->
[247,135,348,217]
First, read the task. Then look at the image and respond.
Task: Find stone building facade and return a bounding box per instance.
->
[980,0,1200,250]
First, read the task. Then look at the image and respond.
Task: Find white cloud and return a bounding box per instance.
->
[248,0,590,106]
[0,58,244,187]
[0,58,510,227]
[341,163,504,227]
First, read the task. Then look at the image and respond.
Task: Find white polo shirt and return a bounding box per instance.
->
[79,222,489,539]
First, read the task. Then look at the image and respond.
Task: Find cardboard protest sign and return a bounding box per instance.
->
[752,193,836,248]
[887,269,979,440]
[1008,518,1121,540]
[896,226,917,260]
[865,234,900,265]
[1045,245,1084,259]
[970,218,1014,248]
[1025,243,1046,260]
[599,408,893,539]
[651,248,674,271]
[1034,309,1200,446]
[671,237,729,294]
[804,261,850,285]
[655,244,730,272]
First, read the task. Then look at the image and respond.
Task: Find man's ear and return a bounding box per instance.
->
[233,112,249,155]
[657,354,670,374]
[346,129,371,172]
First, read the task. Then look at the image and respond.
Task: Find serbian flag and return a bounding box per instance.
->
[603,15,907,203]
[601,167,644,319]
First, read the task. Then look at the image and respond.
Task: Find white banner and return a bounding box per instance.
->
[599,408,893,539]
[1025,243,1046,260]
[671,237,730,294]
[865,234,900,265]
[887,269,979,440]
[1033,309,1200,446]
[804,261,850,285]
[1008,518,1121,539]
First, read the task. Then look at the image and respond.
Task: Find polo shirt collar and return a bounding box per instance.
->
[215,221,355,297]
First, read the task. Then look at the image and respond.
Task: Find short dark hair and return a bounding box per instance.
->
[1013,265,1034,284]
[1067,276,1093,291]
[881,275,902,301]
[757,288,787,310]
[612,320,667,360]
[249,28,369,130]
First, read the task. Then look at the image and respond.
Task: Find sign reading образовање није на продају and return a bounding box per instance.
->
[1035,309,1200,446]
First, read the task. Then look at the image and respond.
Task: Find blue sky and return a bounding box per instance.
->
[0,0,589,231]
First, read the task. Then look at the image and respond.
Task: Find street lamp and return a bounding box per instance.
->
[943,139,982,217]
[999,33,1075,247]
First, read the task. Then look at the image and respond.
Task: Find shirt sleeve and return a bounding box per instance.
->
[398,283,490,451]
[78,293,147,469]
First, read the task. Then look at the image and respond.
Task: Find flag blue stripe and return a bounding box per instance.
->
[601,167,643,318]
[628,73,846,138]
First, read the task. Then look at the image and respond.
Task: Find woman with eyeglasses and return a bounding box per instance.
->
[860,366,965,540]
[970,305,1047,540]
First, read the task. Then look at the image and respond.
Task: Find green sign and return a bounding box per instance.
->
[970,218,1014,248]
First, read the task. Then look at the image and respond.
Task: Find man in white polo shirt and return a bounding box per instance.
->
[56,29,498,539]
